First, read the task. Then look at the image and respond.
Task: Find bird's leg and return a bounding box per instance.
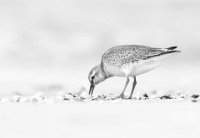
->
[114,77,130,99]
[128,76,137,99]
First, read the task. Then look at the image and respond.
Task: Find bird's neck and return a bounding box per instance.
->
[100,64,111,79]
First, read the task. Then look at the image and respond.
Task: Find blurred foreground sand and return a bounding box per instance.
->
[0,101,200,138]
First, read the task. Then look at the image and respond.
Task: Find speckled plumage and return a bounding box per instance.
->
[101,45,179,77]
[102,45,165,66]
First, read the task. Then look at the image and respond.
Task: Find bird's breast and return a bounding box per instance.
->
[103,64,126,77]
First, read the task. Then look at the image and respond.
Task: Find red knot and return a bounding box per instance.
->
[88,44,180,99]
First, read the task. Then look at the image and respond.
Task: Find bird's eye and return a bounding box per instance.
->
[91,75,95,79]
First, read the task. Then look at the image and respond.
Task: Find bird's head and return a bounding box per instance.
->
[88,65,107,95]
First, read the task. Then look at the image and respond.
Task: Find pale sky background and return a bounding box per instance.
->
[0,0,199,96]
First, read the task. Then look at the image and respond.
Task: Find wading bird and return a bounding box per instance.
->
[88,45,180,99]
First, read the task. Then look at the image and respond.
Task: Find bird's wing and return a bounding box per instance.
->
[101,45,150,66]
[101,45,179,66]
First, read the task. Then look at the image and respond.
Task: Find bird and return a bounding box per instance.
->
[88,44,180,99]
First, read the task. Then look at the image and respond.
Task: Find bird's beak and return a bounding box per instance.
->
[89,83,95,95]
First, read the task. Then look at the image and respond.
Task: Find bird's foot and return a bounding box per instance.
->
[128,96,132,99]
[112,94,127,100]
[127,96,137,100]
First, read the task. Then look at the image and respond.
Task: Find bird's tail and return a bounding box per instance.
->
[147,46,181,61]
[165,46,178,50]
[164,46,181,54]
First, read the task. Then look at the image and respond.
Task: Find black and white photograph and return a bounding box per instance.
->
[0,0,200,138]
